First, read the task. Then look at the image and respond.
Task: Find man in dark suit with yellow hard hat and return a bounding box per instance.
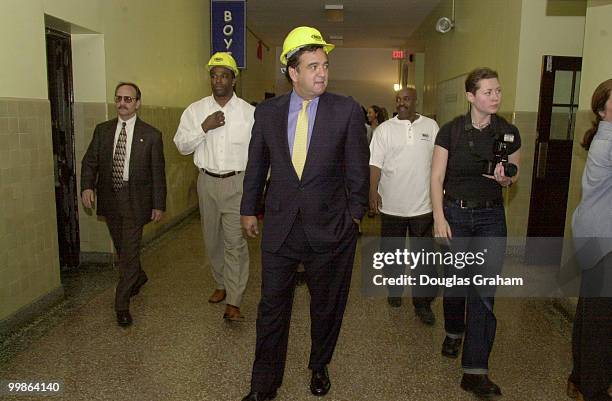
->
[240,26,369,401]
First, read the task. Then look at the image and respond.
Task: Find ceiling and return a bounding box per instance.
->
[246,0,442,49]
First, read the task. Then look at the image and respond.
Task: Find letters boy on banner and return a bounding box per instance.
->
[211,0,246,68]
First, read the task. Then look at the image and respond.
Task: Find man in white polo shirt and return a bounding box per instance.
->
[369,87,439,324]
[174,52,254,321]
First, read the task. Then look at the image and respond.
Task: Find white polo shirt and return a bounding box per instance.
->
[369,114,439,217]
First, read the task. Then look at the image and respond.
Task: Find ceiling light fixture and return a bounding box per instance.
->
[329,35,344,46]
[325,4,344,22]
[436,0,455,34]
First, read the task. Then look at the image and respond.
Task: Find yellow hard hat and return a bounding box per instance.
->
[280,26,335,65]
[207,52,239,77]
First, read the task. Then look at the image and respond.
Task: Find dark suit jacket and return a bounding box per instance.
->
[81,117,167,226]
[240,91,369,253]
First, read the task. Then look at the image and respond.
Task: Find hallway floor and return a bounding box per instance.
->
[0,215,574,401]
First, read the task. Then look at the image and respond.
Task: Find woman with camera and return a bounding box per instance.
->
[568,79,612,401]
[430,67,521,398]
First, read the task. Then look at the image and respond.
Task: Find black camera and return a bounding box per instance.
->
[483,134,517,177]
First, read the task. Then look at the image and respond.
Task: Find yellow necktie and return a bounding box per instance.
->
[292,100,311,179]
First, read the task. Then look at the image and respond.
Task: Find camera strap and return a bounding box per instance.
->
[465,129,489,163]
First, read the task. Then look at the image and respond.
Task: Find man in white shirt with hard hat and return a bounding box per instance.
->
[240,27,369,401]
[174,52,254,321]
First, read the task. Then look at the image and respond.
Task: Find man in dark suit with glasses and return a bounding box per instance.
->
[81,82,166,327]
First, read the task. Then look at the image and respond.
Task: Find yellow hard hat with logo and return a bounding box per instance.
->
[207,52,239,77]
[280,26,335,65]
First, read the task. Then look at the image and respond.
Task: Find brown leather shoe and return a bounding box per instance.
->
[208,289,226,303]
[223,304,244,322]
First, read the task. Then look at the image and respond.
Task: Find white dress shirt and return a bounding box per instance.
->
[113,115,136,181]
[369,115,439,217]
[174,93,255,173]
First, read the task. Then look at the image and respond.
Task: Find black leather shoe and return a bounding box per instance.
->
[415,305,436,325]
[387,297,402,307]
[310,366,331,396]
[460,374,502,398]
[441,336,462,358]
[130,275,148,297]
[240,390,277,401]
[116,310,133,327]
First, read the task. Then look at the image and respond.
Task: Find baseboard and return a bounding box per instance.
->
[80,251,114,265]
[0,285,65,339]
[142,205,198,247]
[551,297,578,321]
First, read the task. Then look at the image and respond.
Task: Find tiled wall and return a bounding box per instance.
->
[74,102,112,256]
[0,97,62,321]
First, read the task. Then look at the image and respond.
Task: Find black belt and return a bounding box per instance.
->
[201,169,242,178]
[444,194,503,209]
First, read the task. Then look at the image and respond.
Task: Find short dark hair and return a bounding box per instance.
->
[115,82,141,100]
[284,44,325,83]
[465,68,499,94]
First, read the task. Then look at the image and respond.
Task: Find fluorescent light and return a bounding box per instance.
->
[325,4,344,22]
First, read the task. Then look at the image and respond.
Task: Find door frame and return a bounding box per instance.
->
[45,27,80,269]
[525,55,582,265]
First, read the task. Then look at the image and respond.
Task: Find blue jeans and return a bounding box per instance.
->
[442,200,507,373]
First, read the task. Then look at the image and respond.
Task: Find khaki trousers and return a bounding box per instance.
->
[197,170,249,307]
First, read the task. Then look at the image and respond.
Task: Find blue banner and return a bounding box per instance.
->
[211,0,246,68]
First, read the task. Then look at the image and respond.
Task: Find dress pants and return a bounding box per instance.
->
[250,214,357,393]
[441,201,507,374]
[570,252,612,401]
[197,170,249,307]
[105,185,146,312]
[380,212,438,307]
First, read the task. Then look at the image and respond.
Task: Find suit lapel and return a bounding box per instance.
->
[276,94,292,167]
[103,118,118,172]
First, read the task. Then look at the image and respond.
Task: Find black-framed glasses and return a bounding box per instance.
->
[114,95,139,103]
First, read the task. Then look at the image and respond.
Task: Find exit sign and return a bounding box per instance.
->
[392,50,405,60]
